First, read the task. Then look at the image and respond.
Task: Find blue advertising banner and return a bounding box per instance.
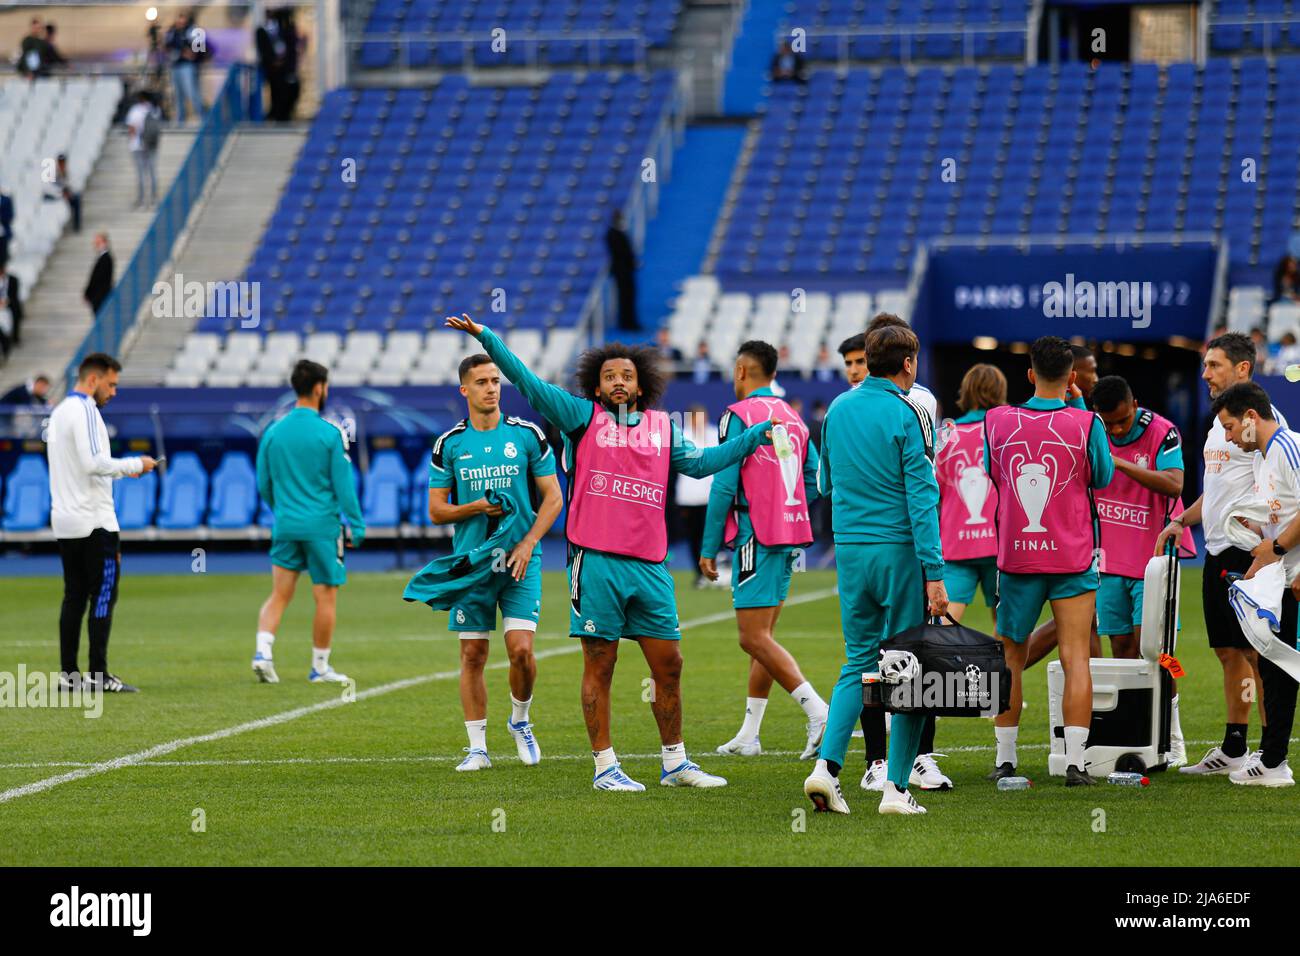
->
[914,242,1219,345]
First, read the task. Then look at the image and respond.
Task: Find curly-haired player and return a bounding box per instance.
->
[445,313,779,792]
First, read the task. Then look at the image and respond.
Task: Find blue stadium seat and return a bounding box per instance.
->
[157,452,210,530]
[2,454,51,531]
[112,470,159,531]
[208,452,259,529]
[362,450,410,528]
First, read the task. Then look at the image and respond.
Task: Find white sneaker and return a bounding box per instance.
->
[800,713,828,760]
[1229,752,1295,787]
[804,761,850,814]
[716,735,762,756]
[507,719,541,765]
[909,753,954,791]
[660,760,728,788]
[861,758,887,792]
[252,653,279,684]
[593,763,645,791]
[878,780,927,815]
[308,665,350,684]
[1179,746,1248,775]
[455,748,491,772]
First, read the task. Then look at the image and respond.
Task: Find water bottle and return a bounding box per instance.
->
[996,776,1032,791]
[1106,772,1150,787]
[771,423,794,460]
[1286,364,1300,383]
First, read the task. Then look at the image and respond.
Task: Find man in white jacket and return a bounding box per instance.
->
[1212,381,1298,787]
[47,353,156,692]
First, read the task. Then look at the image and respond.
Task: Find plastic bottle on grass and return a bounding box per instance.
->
[1106,772,1149,787]
[996,776,1032,791]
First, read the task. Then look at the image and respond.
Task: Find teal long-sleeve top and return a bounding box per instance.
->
[473,326,773,490]
[982,395,1114,491]
[256,406,366,542]
[817,375,944,577]
[700,386,820,560]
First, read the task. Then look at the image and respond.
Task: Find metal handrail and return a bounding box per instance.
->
[63,63,256,392]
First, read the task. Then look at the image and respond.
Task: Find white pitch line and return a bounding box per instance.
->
[0,587,840,804]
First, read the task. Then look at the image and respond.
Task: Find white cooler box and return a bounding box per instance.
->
[1046,552,1181,777]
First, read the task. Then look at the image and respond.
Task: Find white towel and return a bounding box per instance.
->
[1227,562,1300,683]
[1222,495,1272,552]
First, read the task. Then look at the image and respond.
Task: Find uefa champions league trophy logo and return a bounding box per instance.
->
[1009,452,1056,533]
[958,466,990,524]
[772,424,801,507]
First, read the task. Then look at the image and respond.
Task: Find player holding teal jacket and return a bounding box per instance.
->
[446,312,776,794]
[803,324,948,817]
[426,353,563,773]
[252,360,365,686]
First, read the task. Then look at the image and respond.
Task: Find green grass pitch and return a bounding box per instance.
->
[1,566,1297,866]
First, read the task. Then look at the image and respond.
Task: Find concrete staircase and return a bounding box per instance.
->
[120,126,307,385]
[0,128,194,393]
[656,0,745,118]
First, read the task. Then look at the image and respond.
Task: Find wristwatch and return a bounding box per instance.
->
[1273,539,1288,557]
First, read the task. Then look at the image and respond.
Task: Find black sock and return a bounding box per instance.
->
[825,760,841,778]
[862,707,887,763]
[1222,723,1248,758]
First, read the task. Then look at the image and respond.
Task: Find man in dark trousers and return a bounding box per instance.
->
[0,254,22,358]
[0,187,13,264]
[83,232,114,317]
[605,211,639,332]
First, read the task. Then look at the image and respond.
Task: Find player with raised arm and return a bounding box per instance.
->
[427,354,563,771]
[984,337,1114,786]
[445,313,778,792]
[252,360,365,685]
[700,340,829,760]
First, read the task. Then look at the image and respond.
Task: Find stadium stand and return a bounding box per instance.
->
[354,0,683,70]
[1210,0,1300,55]
[1,453,51,532]
[169,71,680,388]
[716,60,1300,286]
[0,76,122,297]
[776,0,1030,62]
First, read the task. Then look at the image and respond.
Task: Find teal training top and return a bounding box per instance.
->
[954,410,986,425]
[982,395,1115,491]
[429,412,556,555]
[699,385,820,560]
[817,375,944,576]
[256,406,365,542]
[471,328,774,539]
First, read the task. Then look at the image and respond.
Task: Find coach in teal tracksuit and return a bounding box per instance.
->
[803,324,948,816]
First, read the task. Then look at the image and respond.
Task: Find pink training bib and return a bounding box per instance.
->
[937,417,998,562]
[985,403,1098,574]
[1096,409,1196,577]
[723,394,812,547]
[567,405,673,562]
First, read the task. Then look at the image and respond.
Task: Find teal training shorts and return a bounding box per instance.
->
[569,547,681,641]
[995,564,1099,641]
[448,552,542,633]
[946,556,998,608]
[270,532,347,587]
[732,537,798,609]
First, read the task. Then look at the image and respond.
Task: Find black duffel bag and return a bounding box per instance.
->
[864,615,1011,717]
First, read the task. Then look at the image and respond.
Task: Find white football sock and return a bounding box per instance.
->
[738,697,768,741]
[1170,694,1184,743]
[465,719,487,752]
[311,647,330,673]
[593,747,617,772]
[510,694,531,725]
[995,725,1019,768]
[255,630,275,659]
[661,742,686,772]
[1064,725,1089,770]
[790,681,828,719]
